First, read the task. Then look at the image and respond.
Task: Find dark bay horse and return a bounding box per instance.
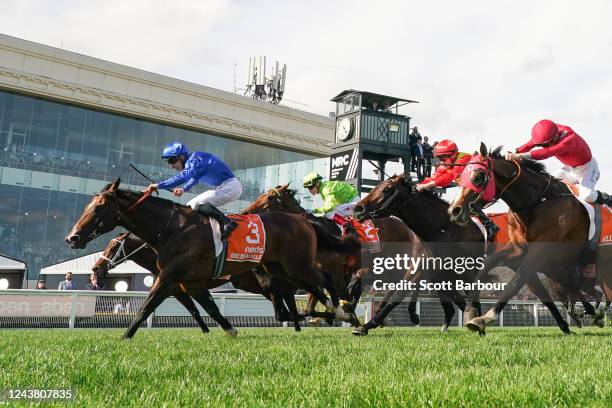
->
[243,184,426,326]
[65,179,359,339]
[92,232,301,332]
[354,174,487,333]
[448,143,607,334]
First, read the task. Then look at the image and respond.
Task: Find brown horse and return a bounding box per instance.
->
[243,184,427,330]
[92,232,302,331]
[65,178,360,339]
[352,174,592,334]
[448,143,607,334]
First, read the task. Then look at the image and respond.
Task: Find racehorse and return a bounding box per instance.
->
[242,184,425,326]
[65,178,360,339]
[92,232,302,331]
[354,174,489,333]
[448,143,608,334]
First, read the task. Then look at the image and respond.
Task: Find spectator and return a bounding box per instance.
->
[58,272,75,290]
[86,273,104,290]
[408,127,422,172]
[431,141,439,166]
[36,280,47,289]
[422,136,434,178]
[415,138,424,180]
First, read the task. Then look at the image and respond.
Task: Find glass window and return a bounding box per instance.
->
[0,89,326,279]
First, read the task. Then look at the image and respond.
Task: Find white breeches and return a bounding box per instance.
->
[553,158,600,203]
[186,178,243,209]
[324,196,361,219]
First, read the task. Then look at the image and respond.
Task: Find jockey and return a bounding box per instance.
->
[506,119,611,205]
[146,142,241,239]
[416,139,500,238]
[302,172,359,221]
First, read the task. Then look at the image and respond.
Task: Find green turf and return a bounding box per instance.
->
[0,327,611,407]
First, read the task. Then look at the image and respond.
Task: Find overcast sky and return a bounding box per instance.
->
[1,0,611,193]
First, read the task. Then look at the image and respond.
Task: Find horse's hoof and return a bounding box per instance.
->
[593,310,605,328]
[224,327,238,337]
[478,330,486,337]
[352,326,368,336]
[466,317,486,333]
[563,330,573,336]
[410,314,420,326]
[441,324,449,333]
[307,318,322,327]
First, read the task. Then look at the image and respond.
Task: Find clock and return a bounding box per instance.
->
[337,116,354,141]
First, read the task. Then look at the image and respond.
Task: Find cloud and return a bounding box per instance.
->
[1,0,611,192]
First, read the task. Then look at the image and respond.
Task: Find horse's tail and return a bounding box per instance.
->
[308,220,361,254]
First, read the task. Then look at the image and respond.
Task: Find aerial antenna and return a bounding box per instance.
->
[244,56,287,104]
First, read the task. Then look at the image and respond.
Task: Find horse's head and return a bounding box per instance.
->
[92,232,131,277]
[354,174,414,221]
[65,178,122,249]
[448,143,518,225]
[242,184,303,214]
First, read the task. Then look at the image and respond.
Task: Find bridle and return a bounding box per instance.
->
[460,157,522,212]
[81,191,122,241]
[98,234,149,270]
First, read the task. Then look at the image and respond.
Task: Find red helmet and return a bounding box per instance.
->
[433,139,458,157]
[531,120,558,145]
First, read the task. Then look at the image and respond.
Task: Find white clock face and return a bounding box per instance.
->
[337,117,354,141]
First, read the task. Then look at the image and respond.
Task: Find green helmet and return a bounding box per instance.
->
[302,172,323,188]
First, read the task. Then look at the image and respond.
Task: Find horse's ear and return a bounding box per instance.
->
[281,183,289,190]
[101,178,121,193]
[479,142,488,158]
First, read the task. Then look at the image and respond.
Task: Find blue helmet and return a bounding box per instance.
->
[161,142,189,159]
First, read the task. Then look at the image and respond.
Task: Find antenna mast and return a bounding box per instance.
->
[245,56,287,104]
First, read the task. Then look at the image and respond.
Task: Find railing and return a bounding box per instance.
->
[0,290,608,329]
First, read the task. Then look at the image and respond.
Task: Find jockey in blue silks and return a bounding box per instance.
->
[146,142,242,239]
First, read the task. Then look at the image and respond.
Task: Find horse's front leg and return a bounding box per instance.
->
[464,245,524,324]
[122,277,178,339]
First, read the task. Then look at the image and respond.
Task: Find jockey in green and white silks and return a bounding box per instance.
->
[302,172,359,218]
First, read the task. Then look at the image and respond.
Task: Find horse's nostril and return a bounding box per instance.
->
[65,235,79,243]
[354,205,364,214]
[451,206,463,218]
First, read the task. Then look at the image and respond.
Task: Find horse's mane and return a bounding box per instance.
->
[107,187,190,210]
[489,146,548,176]
[395,174,450,206]
[278,186,302,205]
[419,188,450,205]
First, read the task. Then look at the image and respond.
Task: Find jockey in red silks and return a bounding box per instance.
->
[506,119,611,205]
[417,139,499,238]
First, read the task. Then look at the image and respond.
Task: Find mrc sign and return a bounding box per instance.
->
[329,148,359,181]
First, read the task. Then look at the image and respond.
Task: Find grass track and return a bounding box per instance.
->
[1,327,611,407]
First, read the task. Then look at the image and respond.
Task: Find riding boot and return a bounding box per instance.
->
[476,212,499,242]
[595,191,612,206]
[195,203,237,240]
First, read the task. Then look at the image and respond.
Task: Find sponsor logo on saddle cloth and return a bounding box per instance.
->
[564,183,612,245]
[345,218,381,253]
[225,214,266,262]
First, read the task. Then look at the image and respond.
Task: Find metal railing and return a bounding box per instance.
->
[0,290,608,329]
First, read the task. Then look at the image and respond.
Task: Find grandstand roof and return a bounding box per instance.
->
[0,254,26,270]
[40,252,150,275]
